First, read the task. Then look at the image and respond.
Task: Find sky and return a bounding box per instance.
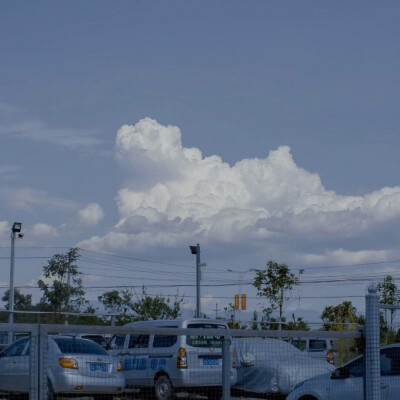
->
[1,1,400,323]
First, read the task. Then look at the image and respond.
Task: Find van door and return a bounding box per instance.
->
[149,334,178,383]
[123,334,151,386]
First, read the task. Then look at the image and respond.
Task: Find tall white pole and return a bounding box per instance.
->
[8,230,16,344]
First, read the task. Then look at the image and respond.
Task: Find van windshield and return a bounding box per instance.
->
[186,323,227,348]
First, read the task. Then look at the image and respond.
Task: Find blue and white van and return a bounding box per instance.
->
[107,319,237,400]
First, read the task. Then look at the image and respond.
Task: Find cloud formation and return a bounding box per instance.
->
[81,118,400,265]
[0,103,104,149]
[0,188,78,211]
[79,203,105,227]
[31,223,58,238]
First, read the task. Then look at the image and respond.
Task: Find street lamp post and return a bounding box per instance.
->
[189,243,201,318]
[8,222,23,344]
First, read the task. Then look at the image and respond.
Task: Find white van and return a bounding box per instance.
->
[289,338,336,365]
[107,319,237,400]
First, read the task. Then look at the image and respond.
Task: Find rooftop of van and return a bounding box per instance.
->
[123,319,229,328]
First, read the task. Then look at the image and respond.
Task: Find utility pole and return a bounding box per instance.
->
[190,243,201,318]
[213,302,220,319]
[9,222,23,344]
[65,250,72,325]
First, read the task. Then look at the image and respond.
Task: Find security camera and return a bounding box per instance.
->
[18,233,24,238]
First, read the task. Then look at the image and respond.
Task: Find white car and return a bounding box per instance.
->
[0,335,125,398]
[233,338,335,395]
[287,344,400,400]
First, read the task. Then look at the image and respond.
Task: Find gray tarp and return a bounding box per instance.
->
[233,338,335,395]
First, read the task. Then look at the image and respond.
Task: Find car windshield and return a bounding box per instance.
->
[82,335,106,346]
[186,323,227,348]
[291,339,306,350]
[53,338,108,355]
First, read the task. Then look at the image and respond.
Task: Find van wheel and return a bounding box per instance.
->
[155,375,174,400]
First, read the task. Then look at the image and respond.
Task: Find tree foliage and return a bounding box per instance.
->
[378,275,400,328]
[1,288,35,323]
[38,248,86,321]
[98,287,184,325]
[321,301,364,365]
[321,301,364,330]
[2,288,33,311]
[253,261,303,321]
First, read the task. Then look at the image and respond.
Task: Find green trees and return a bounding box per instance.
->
[321,301,364,365]
[321,301,364,331]
[253,260,303,324]
[1,288,35,323]
[38,248,86,322]
[98,287,184,325]
[378,275,400,328]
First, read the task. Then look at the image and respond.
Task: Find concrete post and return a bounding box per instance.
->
[365,284,381,400]
[222,336,231,400]
[29,329,39,400]
[38,325,48,400]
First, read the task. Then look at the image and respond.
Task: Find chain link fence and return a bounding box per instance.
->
[0,321,365,400]
[5,286,400,400]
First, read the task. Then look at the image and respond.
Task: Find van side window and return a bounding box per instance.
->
[129,334,149,349]
[309,340,327,352]
[114,335,126,349]
[153,335,177,348]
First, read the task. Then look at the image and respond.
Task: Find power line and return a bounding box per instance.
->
[80,248,194,269]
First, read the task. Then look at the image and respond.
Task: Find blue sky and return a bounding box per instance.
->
[1,1,400,321]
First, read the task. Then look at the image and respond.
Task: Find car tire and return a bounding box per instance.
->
[155,375,174,400]
[299,396,318,400]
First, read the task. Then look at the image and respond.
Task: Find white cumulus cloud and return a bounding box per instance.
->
[31,223,58,238]
[80,118,400,266]
[0,221,9,238]
[79,203,105,227]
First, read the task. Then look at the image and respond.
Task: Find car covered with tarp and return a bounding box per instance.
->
[233,337,335,395]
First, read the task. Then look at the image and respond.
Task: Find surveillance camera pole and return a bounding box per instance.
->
[189,243,202,318]
[8,228,16,344]
[196,243,201,318]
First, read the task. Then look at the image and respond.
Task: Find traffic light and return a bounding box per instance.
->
[234,294,239,310]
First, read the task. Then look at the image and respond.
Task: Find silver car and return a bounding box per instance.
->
[0,335,125,398]
[287,344,400,400]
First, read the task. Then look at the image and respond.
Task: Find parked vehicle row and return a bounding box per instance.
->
[1,321,398,400]
[0,319,236,400]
